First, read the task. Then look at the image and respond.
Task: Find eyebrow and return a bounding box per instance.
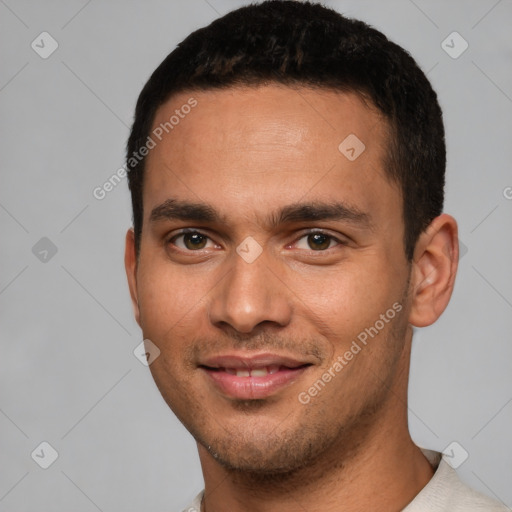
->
[150,198,219,223]
[271,202,371,228]
[149,198,372,229]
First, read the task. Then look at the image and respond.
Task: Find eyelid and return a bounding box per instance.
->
[168,227,210,237]
[167,228,220,251]
[289,229,348,249]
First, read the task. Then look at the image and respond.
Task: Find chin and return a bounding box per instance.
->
[207,445,313,475]
[198,423,330,476]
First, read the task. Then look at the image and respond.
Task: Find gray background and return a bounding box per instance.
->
[1,0,511,510]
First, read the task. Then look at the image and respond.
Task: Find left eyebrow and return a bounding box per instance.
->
[268,201,373,230]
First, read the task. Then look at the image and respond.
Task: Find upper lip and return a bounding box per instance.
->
[199,352,312,370]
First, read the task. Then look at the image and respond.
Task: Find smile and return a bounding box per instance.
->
[214,365,281,377]
[199,353,313,399]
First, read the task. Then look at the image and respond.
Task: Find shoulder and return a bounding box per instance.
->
[179,491,204,512]
[404,450,509,511]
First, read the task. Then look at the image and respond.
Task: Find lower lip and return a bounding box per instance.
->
[201,367,309,400]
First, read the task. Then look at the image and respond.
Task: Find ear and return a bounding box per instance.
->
[124,228,141,328]
[408,214,459,327]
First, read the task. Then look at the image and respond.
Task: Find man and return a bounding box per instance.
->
[124,1,507,510]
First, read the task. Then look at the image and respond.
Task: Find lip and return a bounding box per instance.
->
[199,352,312,400]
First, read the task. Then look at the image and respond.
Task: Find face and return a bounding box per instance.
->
[126,85,415,474]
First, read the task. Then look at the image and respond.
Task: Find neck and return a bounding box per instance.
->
[198,343,435,512]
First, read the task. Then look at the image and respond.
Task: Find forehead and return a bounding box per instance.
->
[144,85,397,224]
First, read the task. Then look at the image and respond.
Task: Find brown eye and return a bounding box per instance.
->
[307,233,332,250]
[171,231,214,251]
[182,232,208,250]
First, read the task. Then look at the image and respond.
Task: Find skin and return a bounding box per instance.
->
[125,85,459,511]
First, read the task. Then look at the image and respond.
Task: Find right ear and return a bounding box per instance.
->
[124,228,141,328]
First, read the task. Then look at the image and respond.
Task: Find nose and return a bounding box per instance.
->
[208,249,292,335]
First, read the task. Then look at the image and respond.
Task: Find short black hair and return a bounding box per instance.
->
[127,0,445,260]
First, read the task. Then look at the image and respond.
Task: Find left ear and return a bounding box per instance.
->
[408,214,459,327]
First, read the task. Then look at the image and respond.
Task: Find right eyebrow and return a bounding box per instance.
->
[149,198,222,224]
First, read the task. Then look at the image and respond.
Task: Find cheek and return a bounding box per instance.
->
[135,258,218,382]
[291,261,407,372]
[295,262,396,326]
[138,268,203,400]
[137,256,209,329]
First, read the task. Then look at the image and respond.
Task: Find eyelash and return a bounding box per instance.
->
[166,229,347,253]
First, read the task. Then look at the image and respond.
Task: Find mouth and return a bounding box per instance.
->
[198,353,313,400]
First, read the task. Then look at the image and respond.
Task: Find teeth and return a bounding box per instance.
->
[223,366,281,377]
[250,368,268,377]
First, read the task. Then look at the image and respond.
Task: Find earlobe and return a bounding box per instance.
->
[124,228,141,327]
[408,214,459,327]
